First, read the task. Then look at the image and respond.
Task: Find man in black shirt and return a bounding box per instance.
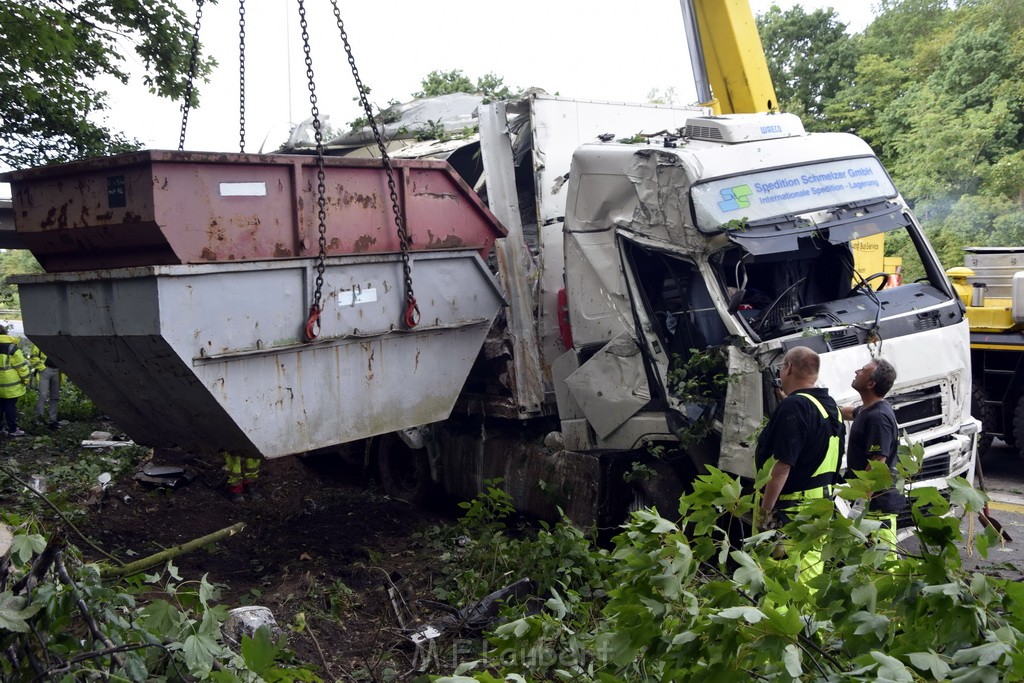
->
[842,358,901,545]
[756,346,844,525]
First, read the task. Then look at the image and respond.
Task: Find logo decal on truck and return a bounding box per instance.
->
[718,184,753,211]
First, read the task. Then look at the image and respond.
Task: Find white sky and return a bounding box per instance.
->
[1,1,876,198]
[97,0,877,154]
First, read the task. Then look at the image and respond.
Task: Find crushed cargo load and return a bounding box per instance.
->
[3,152,506,458]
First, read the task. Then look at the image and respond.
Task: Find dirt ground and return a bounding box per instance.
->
[7,428,460,681]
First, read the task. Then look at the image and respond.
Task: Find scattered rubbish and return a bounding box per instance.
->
[133,462,196,489]
[28,474,47,494]
[97,472,112,490]
[223,606,281,647]
[82,439,136,449]
[401,577,538,670]
[389,574,536,647]
[90,431,113,440]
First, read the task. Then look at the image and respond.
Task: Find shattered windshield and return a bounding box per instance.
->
[711,203,956,342]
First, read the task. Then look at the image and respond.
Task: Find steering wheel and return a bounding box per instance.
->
[755,278,806,334]
[847,272,888,297]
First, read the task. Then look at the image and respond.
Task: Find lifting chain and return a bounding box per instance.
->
[238,0,246,153]
[178,0,205,151]
[297,0,329,342]
[330,0,420,330]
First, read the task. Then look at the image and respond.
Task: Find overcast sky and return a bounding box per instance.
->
[93,0,877,154]
[1,1,876,199]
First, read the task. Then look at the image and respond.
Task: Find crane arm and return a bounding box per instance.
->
[681,0,778,115]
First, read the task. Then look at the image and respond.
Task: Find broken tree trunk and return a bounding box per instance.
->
[101,522,246,578]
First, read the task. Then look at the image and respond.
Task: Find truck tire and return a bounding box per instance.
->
[376,433,434,505]
[629,459,685,521]
[1013,395,1024,459]
[972,381,993,457]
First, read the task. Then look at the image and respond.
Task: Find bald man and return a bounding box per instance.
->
[756,346,845,528]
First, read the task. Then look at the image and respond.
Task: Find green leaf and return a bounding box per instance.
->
[783,643,802,677]
[137,599,182,634]
[871,650,914,681]
[908,650,952,680]
[182,632,220,676]
[710,606,765,624]
[953,641,1013,667]
[851,611,889,640]
[11,533,46,564]
[946,476,986,513]
[241,625,279,676]
[852,582,878,611]
[0,592,41,633]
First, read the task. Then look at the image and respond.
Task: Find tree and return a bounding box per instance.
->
[0,0,215,170]
[413,69,520,102]
[756,5,859,127]
[0,250,43,308]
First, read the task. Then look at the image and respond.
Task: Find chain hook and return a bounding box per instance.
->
[404,299,421,329]
[305,305,322,342]
[330,0,418,329]
[297,0,329,343]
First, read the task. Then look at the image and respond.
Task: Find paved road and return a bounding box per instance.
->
[961,440,1024,581]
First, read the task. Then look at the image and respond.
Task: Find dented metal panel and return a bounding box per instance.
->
[565,334,650,439]
[719,346,763,479]
[13,251,503,458]
[1,151,505,272]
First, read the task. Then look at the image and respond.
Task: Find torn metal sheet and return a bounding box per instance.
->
[565,334,650,439]
[719,345,763,479]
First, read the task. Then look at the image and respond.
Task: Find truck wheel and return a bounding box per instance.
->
[972,381,993,457]
[628,459,685,521]
[376,433,433,505]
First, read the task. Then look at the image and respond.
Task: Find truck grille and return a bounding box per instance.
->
[891,385,943,435]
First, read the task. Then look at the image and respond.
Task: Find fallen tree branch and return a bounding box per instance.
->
[100,522,246,578]
[56,553,124,670]
[0,462,124,567]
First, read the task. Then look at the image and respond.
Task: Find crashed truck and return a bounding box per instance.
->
[3,93,978,531]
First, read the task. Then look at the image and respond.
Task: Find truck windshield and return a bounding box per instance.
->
[690,156,897,233]
[710,202,957,342]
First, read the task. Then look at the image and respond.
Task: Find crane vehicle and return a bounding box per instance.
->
[1,1,976,529]
[951,248,1024,457]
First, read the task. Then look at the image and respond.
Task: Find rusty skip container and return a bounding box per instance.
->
[3,150,503,272]
[3,153,506,458]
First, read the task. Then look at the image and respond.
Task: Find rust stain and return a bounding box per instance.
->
[415,349,420,373]
[208,219,225,242]
[57,203,69,229]
[200,247,218,261]
[341,190,377,209]
[418,191,459,201]
[365,344,375,382]
[425,230,465,249]
[96,211,113,221]
[79,204,90,225]
[328,237,340,250]
[273,242,293,257]
[123,211,141,224]
[353,234,377,253]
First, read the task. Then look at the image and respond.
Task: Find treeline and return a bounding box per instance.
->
[758,0,1024,273]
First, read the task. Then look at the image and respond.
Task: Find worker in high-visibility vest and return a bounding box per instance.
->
[0,324,31,436]
[224,453,261,502]
[30,344,61,429]
[756,346,845,582]
[843,358,902,551]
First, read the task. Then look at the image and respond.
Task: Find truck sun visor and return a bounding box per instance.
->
[726,202,911,256]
